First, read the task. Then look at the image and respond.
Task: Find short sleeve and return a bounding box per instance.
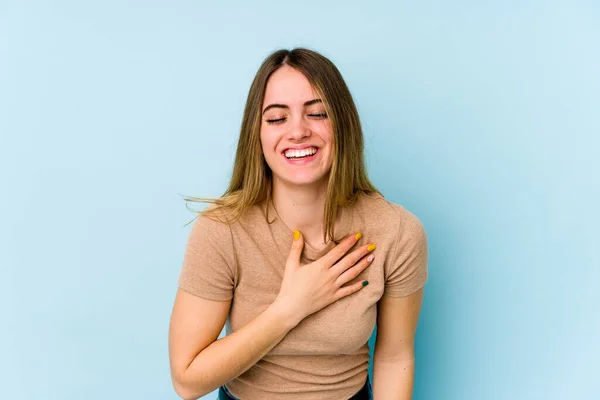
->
[178,211,236,301]
[383,208,429,297]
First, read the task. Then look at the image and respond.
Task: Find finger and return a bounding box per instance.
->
[285,230,304,269]
[322,232,362,267]
[335,279,369,301]
[335,252,374,287]
[331,243,376,276]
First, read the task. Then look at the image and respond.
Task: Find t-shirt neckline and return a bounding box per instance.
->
[263,197,354,262]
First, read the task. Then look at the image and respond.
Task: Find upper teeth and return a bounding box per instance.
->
[285,147,317,158]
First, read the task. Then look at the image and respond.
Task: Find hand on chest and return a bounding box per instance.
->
[229,250,384,355]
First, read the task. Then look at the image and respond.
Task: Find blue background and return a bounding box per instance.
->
[1,1,598,399]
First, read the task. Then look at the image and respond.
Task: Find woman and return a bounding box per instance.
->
[169,48,428,400]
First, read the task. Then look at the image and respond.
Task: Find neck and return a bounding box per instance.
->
[271,177,331,248]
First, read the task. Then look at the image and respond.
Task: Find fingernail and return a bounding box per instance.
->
[362,281,369,287]
[294,230,300,240]
[355,232,362,240]
[367,254,374,262]
[367,244,376,252]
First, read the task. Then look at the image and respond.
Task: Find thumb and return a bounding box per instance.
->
[286,230,304,269]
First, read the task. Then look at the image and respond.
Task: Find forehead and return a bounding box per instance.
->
[263,66,320,105]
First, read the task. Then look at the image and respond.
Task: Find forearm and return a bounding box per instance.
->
[372,356,415,400]
[175,301,299,399]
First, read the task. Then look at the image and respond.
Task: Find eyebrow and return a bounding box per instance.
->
[262,98,323,115]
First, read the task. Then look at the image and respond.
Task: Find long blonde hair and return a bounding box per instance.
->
[184,47,380,242]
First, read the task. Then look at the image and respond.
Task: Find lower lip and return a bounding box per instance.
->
[282,149,319,164]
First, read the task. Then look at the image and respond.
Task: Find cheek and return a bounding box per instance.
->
[315,126,334,151]
[314,120,333,142]
[260,127,277,148]
[259,130,271,153]
[320,131,335,165]
[259,133,266,153]
[259,130,279,166]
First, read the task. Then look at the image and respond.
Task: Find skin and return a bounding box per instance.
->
[169,65,423,399]
[260,65,337,250]
[262,66,424,399]
[373,289,424,399]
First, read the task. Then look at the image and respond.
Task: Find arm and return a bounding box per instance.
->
[372,288,424,400]
[169,289,299,400]
[170,212,299,399]
[170,224,370,399]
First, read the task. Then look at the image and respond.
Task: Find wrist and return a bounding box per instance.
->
[270,297,304,330]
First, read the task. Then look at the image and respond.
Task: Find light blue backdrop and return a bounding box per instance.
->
[1,1,598,399]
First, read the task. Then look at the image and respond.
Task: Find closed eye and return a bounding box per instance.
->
[265,113,327,125]
[266,117,286,124]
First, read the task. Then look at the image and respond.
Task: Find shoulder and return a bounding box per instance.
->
[183,204,237,272]
[188,204,234,242]
[362,194,428,295]
[353,192,426,237]
[193,201,269,235]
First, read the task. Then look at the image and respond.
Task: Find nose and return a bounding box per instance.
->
[286,115,311,141]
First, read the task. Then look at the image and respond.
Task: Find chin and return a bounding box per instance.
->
[277,172,330,187]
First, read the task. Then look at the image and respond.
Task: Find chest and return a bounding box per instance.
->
[227,234,386,355]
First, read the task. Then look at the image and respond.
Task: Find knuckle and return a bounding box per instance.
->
[355,250,366,264]
[348,253,362,269]
[342,251,359,268]
[338,287,350,298]
[360,257,371,269]
[320,260,330,272]
[362,245,372,256]
[348,266,361,280]
[340,238,353,251]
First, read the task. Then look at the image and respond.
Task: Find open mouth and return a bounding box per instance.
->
[283,146,319,160]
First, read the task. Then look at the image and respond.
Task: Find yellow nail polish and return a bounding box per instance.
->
[367,244,377,252]
[355,232,362,240]
[294,230,301,240]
